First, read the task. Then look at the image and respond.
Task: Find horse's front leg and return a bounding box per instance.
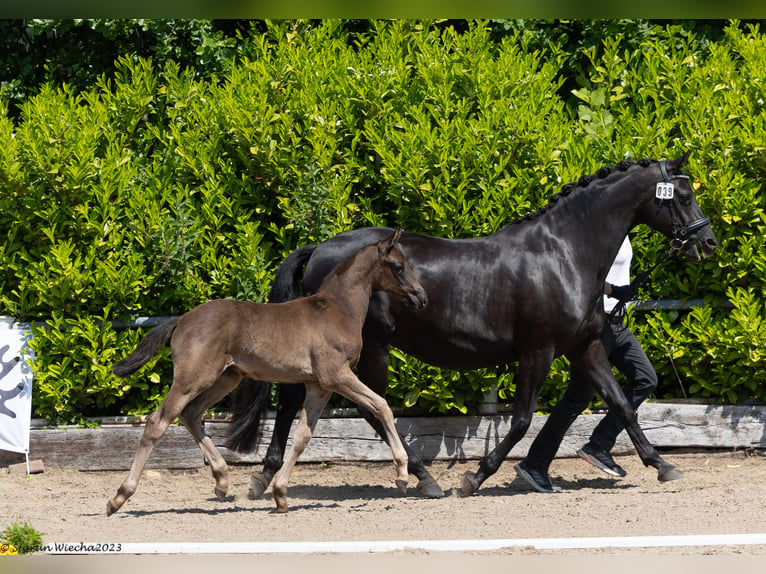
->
[356,335,444,498]
[573,340,682,482]
[271,384,332,514]
[460,348,554,497]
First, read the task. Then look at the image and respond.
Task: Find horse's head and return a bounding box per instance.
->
[375,229,428,309]
[642,152,718,261]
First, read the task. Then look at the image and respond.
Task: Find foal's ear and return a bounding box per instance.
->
[379,228,402,256]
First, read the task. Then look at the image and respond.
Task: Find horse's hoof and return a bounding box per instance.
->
[395,479,408,494]
[249,474,270,500]
[416,476,445,498]
[106,501,118,517]
[214,488,227,501]
[459,471,479,497]
[658,466,684,482]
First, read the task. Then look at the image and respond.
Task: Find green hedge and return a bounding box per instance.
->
[1,20,764,422]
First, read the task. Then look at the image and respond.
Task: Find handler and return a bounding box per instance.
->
[514,236,658,493]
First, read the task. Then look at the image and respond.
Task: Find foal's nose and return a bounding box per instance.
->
[412,288,428,309]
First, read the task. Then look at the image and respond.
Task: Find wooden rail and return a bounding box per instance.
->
[2,402,764,471]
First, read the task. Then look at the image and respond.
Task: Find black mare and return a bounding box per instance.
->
[227,152,718,498]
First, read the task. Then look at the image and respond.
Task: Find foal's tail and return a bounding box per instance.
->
[112,317,180,377]
[225,243,318,454]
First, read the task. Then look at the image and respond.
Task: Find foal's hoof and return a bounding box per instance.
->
[274,500,289,514]
[658,465,684,482]
[459,471,479,498]
[249,474,270,500]
[395,479,408,494]
[106,501,118,517]
[416,476,445,498]
[214,488,227,501]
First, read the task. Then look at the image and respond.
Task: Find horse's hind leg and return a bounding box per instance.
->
[271,384,332,513]
[179,370,243,501]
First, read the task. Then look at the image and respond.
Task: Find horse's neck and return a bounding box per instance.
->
[548,176,643,270]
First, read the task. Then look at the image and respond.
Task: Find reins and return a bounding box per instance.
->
[608,247,674,323]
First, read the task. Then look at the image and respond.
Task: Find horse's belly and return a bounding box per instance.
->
[395,332,517,370]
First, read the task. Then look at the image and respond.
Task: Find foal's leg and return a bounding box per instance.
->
[107,383,196,515]
[356,337,444,498]
[573,340,682,482]
[179,370,243,501]
[328,366,409,493]
[271,384,332,513]
[460,348,554,497]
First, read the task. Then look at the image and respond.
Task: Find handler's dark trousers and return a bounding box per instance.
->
[524,320,658,473]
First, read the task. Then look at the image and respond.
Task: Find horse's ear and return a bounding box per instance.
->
[670,150,692,172]
[391,228,402,246]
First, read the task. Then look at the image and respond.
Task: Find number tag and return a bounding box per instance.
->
[656,182,674,200]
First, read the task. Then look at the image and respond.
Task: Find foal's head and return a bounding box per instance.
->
[375,229,428,309]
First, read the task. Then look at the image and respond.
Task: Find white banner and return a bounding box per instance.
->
[0,318,33,454]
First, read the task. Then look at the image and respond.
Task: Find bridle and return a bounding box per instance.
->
[609,160,712,323]
[656,160,711,251]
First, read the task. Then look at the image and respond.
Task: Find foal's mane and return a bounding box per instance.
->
[508,158,657,226]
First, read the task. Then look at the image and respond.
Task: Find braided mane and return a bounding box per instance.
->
[509,158,657,225]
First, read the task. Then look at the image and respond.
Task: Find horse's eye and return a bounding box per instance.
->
[678,193,692,206]
[392,263,404,275]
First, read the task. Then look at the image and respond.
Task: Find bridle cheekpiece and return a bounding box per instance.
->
[656,160,711,251]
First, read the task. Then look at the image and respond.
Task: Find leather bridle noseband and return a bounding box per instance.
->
[657,160,711,251]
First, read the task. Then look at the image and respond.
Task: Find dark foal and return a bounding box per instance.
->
[106,229,427,515]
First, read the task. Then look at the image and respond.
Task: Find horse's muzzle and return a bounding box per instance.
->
[682,228,718,261]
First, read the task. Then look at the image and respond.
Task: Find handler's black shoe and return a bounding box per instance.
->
[514,461,561,493]
[577,443,627,477]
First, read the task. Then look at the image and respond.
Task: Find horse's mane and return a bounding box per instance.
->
[508,158,657,226]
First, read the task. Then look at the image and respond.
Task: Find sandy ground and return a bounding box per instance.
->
[3,449,766,561]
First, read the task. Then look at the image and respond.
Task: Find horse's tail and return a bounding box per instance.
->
[225,243,317,454]
[112,317,180,377]
[268,243,318,302]
[224,378,272,454]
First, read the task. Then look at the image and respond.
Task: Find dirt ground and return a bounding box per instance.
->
[3,449,766,561]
